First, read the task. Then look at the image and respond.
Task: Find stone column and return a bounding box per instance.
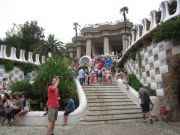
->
[86,39,92,57]
[69,52,73,58]
[76,46,81,59]
[122,34,127,52]
[109,44,113,54]
[103,36,110,55]
[92,44,96,57]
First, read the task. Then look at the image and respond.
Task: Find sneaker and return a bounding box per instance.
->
[43,112,48,116]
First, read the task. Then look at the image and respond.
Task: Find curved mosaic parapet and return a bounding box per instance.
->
[149,10,158,29]
[120,0,180,61]
[0,45,50,65]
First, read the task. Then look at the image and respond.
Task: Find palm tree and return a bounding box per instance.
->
[36,34,65,57]
[120,6,128,32]
[73,22,80,42]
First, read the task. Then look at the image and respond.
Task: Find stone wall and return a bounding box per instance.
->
[124,39,180,120]
[0,64,36,87]
[163,53,180,121]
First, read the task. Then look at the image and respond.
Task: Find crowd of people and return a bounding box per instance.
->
[0,91,31,126]
[78,55,117,86]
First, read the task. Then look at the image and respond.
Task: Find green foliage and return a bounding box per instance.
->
[32,57,78,110]
[155,18,180,41]
[143,85,157,96]
[128,74,142,90]
[136,50,142,76]
[116,61,124,72]
[5,21,45,53]
[18,62,38,73]
[10,81,32,96]
[36,34,65,57]
[128,74,157,96]
[128,51,136,61]
[4,60,14,72]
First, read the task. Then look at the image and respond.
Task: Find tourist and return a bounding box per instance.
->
[78,67,85,85]
[138,87,153,124]
[63,96,75,126]
[122,71,129,90]
[90,67,95,84]
[1,78,8,93]
[47,76,60,135]
[15,94,31,120]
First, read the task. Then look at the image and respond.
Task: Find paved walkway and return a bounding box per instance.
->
[0,121,180,135]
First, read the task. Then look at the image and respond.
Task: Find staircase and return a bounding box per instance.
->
[80,83,142,124]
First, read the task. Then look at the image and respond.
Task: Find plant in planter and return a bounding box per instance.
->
[155,18,180,42]
[32,57,78,110]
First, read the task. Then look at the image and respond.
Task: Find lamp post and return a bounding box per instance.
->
[73,22,80,42]
[120,6,128,32]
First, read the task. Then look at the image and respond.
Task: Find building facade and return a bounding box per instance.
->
[65,21,133,58]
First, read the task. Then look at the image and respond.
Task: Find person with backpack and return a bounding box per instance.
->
[138,87,153,124]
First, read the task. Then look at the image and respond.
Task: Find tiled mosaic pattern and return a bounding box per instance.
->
[124,40,180,96]
[0,65,36,87]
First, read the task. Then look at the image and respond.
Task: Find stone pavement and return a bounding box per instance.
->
[0,121,180,135]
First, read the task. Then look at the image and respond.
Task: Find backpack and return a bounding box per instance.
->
[143,92,151,104]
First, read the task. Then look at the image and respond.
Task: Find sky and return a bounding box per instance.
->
[0,0,164,43]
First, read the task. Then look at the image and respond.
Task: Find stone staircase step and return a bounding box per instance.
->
[87,98,132,102]
[81,115,142,122]
[87,97,129,100]
[80,119,142,125]
[86,110,141,116]
[82,84,118,88]
[88,100,133,103]
[85,93,127,96]
[89,106,141,111]
[84,91,124,93]
[83,87,120,89]
[83,88,120,90]
[84,113,141,119]
[89,105,140,110]
[88,103,137,107]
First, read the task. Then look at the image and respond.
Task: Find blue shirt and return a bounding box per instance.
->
[67,98,75,111]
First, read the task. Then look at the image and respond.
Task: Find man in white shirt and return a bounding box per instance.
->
[78,67,85,85]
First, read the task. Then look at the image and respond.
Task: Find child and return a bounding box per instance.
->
[63,96,75,126]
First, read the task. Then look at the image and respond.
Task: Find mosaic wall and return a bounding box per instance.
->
[0,65,36,87]
[124,40,180,96]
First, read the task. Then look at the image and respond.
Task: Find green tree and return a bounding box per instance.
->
[36,34,65,57]
[32,57,78,110]
[4,21,45,54]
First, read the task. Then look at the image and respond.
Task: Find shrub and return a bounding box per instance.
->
[155,18,180,41]
[128,74,157,96]
[10,80,32,96]
[128,74,142,90]
[18,62,38,73]
[32,57,78,110]
[4,60,14,72]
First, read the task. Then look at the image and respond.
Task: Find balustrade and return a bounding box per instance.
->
[0,45,48,65]
[121,0,180,61]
